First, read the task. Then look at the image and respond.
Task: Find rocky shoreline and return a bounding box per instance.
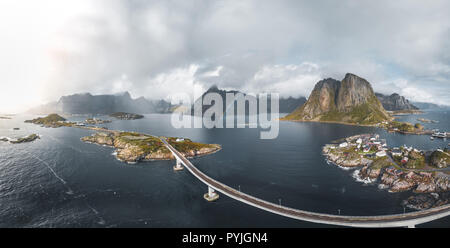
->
[109,112,144,120]
[1,134,40,144]
[81,131,221,163]
[323,134,450,210]
[84,118,112,124]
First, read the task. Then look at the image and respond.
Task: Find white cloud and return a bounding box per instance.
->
[244,63,322,97]
[400,87,433,103]
[1,0,450,112]
[141,64,206,104]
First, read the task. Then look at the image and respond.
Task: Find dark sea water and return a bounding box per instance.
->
[0,112,449,228]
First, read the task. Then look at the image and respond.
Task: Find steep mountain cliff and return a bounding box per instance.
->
[375,93,418,111]
[282,73,391,125]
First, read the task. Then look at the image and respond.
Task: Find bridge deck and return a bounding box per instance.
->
[161,138,450,227]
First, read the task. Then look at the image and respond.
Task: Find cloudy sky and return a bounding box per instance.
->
[0,0,449,113]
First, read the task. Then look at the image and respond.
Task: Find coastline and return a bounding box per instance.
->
[279,118,378,127]
[281,117,444,137]
[322,133,450,210]
[80,131,221,163]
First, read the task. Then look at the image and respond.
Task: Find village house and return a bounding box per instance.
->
[391,148,402,157]
[376,151,387,157]
[339,142,348,148]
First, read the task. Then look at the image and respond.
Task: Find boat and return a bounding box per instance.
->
[432,132,447,138]
[430,136,434,140]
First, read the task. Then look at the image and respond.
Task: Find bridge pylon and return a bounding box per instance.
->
[173,158,184,171]
[204,186,219,202]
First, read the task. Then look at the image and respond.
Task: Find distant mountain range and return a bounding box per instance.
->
[28,92,173,115]
[282,73,391,125]
[375,93,418,111]
[27,83,447,117]
[374,93,449,111]
[411,101,450,110]
[190,85,307,116]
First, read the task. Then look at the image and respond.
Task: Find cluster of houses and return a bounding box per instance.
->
[391,145,424,165]
[336,134,429,165]
[338,134,388,157]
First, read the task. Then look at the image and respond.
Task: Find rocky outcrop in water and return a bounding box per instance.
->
[81,131,221,163]
[25,114,73,128]
[8,134,40,144]
[359,166,381,179]
[365,168,450,193]
[403,193,449,210]
[109,112,144,120]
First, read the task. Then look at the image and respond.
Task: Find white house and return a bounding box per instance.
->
[339,142,348,148]
[391,148,402,157]
[376,151,387,157]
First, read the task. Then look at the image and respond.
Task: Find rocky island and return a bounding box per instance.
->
[323,134,450,210]
[0,116,12,119]
[84,118,112,125]
[81,131,221,163]
[0,134,40,144]
[109,112,144,120]
[10,134,40,144]
[417,118,439,124]
[389,109,424,115]
[25,114,74,128]
[24,113,220,163]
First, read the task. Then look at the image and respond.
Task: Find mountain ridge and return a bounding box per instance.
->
[375,92,418,111]
[282,73,391,125]
[191,85,307,116]
[27,92,173,115]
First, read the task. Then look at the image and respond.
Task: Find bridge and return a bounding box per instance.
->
[161,138,450,228]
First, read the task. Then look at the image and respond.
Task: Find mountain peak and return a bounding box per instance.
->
[115,91,131,98]
[344,72,358,79]
[283,73,390,125]
[375,92,418,111]
[206,85,219,92]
